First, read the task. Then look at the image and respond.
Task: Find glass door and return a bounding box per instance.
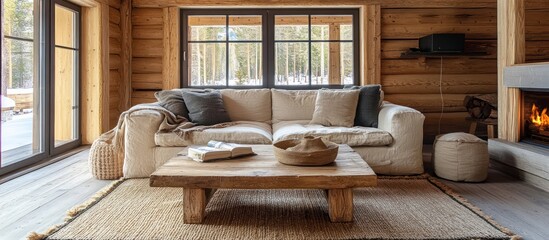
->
[1,0,45,170]
[52,1,80,153]
[0,0,80,175]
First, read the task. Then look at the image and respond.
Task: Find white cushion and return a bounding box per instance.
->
[273,120,393,147]
[310,90,359,127]
[433,132,489,182]
[155,121,273,147]
[220,89,271,123]
[271,89,317,123]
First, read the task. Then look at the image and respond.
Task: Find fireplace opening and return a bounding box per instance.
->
[523,90,549,148]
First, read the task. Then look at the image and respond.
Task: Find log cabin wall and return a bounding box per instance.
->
[124,1,549,142]
[130,8,163,105]
[525,5,549,63]
[108,0,123,128]
[381,2,547,142]
[380,7,498,142]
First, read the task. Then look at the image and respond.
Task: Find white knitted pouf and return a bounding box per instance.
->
[433,132,489,182]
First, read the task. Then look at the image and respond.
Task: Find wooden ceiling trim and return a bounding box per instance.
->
[131,0,504,9]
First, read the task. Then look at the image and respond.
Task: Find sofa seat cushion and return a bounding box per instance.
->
[155,121,273,147]
[273,121,393,147]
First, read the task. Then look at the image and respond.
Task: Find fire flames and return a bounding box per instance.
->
[530,103,549,130]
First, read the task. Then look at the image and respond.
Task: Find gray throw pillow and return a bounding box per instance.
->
[155,89,209,120]
[154,90,189,120]
[181,90,231,126]
[344,85,381,127]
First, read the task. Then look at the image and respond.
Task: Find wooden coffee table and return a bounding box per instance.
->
[150,144,377,224]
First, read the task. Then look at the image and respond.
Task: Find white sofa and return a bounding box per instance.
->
[123,89,425,178]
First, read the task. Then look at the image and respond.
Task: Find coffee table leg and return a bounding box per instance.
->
[183,188,207,224]
[327,188,353,222]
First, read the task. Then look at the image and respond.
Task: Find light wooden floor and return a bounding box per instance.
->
[422,148,549,240]
[0,147,548,240]
[0,149,112,240]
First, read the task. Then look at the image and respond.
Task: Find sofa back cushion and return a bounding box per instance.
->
[271,89,317,123]
[154,89,188,119]
[310,89,360,127]
[220,89,272,123]
[154,88,209,121]
[344,84,383,127]
[181,90,231,125]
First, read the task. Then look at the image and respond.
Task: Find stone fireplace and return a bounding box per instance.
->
[489,63,549,191]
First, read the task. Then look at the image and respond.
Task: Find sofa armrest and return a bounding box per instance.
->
[375,102,425,174]
[123,103,167,178]
[378,102,425,139]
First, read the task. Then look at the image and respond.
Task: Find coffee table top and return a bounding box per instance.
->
[150,144,377,189]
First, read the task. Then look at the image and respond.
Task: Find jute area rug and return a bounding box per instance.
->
[30,176,516,240]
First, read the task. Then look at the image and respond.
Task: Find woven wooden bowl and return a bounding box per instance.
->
[273,136,339,166]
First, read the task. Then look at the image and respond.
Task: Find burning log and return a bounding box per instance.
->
[529,103,549,136]
[464,94,498,120]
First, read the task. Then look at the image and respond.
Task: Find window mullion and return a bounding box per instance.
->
[265,10,272,88]
[308,15,312,86]
[225,14,229,87]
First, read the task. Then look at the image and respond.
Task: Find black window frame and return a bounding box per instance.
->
[180,8,360,90]
[0,0,81,176]
[50,0,82,156]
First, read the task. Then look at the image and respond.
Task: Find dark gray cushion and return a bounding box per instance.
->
[344,85,381,128]
[181,90,231,126]
[155,89,210,120]
[154,90,189,120]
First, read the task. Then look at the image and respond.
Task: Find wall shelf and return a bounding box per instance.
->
[400,51,489,58]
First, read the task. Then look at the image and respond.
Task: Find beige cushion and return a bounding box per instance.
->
[273,120,393,147]
[155,121,273,147]
[154,147,185,170]
[271,89,317,123]
[433,132,489,182]
[310,90,359,127]
[220,89,271,123]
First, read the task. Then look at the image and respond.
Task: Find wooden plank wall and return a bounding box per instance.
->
[525,5,549,63]
[108,0,123,128]
[382,3,548,142]
[381,7,498,142]
[131,7,163,105]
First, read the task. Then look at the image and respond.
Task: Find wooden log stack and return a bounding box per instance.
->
[464,93,498,120]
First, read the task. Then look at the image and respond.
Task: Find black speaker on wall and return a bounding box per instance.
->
[419,33,465,53]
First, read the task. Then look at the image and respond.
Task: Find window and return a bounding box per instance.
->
[1,0,44,168]
[53,3,80,149]
[1,0,81,175]
[181,9,359,89]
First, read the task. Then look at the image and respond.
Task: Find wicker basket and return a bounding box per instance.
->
[89,131,123,180]
[89,129,123,180]
[89,112,126,180]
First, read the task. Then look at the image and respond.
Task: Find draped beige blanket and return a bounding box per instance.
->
[97,103,236,165]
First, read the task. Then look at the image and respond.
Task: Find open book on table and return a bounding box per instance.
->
[185,141,255,162]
